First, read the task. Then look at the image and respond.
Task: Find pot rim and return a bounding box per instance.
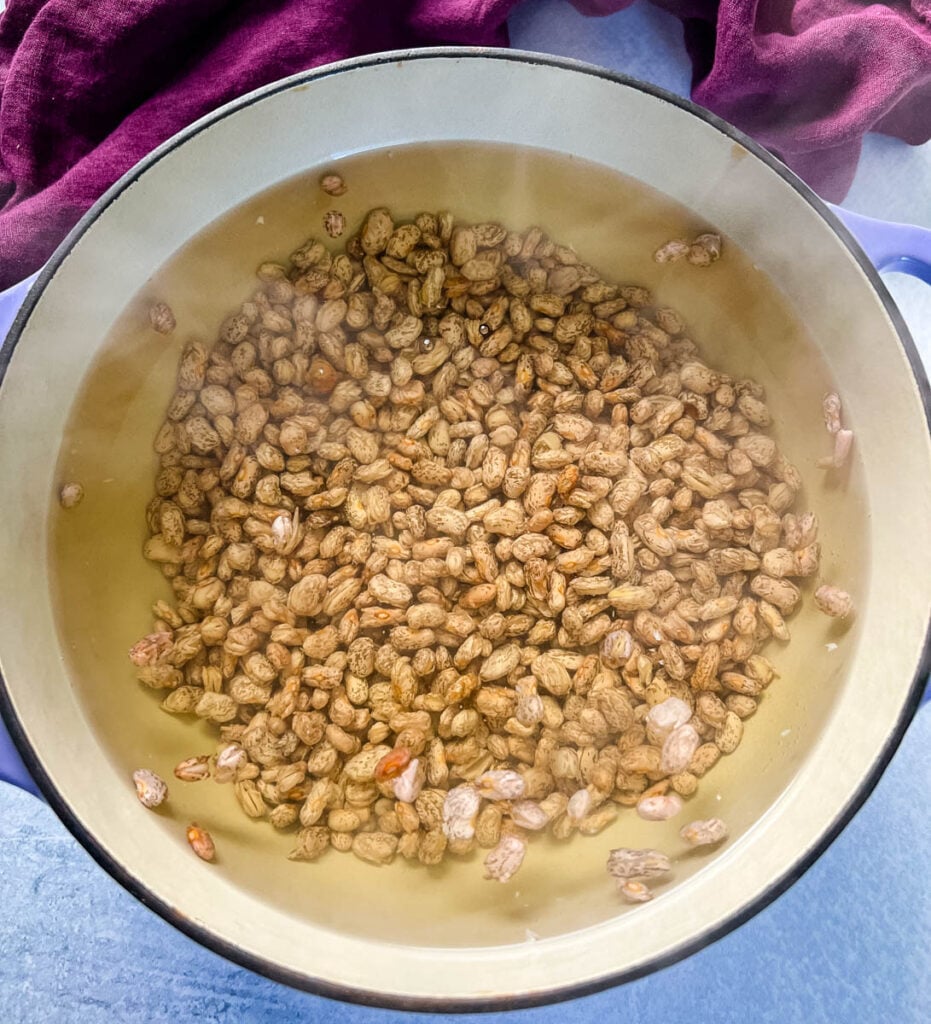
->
[1,46,929,1012]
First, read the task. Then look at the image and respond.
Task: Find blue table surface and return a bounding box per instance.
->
[2,2,930,1021]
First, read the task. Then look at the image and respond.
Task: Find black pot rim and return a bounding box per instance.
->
[1,46,929,1014]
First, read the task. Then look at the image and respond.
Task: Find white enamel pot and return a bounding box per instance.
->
[0,50,930,1010]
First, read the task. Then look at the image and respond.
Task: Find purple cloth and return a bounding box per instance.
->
[0,0,929,290]
[580,0,931,202]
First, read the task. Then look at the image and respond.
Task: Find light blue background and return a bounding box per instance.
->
[2,2,930,1021]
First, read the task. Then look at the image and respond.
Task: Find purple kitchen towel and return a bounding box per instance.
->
[1,0,930,290]
[577,0,931,202]
[0,0,514,290]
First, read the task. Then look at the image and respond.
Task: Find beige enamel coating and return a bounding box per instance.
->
[0,53,929,1005]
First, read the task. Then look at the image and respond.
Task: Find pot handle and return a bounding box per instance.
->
[829,207,931,704]
[0,714,42,798]
[0,274,44,798]
[828,206,931,285]
[0,272,39,345]
[1,274,46,799]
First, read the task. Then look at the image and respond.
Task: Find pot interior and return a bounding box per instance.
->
[51,142,859,944]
